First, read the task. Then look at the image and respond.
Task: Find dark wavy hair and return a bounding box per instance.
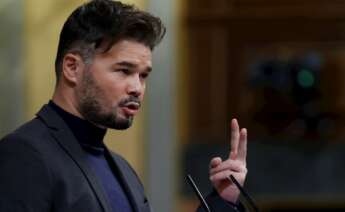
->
[55,0,166,81]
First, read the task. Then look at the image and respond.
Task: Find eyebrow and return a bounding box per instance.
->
[116,61,152,72]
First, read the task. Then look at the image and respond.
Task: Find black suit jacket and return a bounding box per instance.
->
[0,104,242,212]
[0,104,150,212]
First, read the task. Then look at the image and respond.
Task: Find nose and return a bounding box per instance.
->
[127,74,143,97]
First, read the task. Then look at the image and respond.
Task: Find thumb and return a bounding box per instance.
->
[210,157,222,169]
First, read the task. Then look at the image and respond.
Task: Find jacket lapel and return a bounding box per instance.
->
[104,148,144,212]
[36,104,112,212]
[105,148,140,212]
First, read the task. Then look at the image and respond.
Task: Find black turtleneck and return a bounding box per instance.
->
[49,101,133,212]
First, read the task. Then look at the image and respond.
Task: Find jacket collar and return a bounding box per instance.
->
[36,104,143,212]
[37,104,112,211]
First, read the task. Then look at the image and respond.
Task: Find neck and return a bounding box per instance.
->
[52,85,84,120]
[52,87,107,130]
[49,101,107,150]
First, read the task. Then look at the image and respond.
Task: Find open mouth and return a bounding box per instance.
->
[124,102,140,110]
[121,102,141,116]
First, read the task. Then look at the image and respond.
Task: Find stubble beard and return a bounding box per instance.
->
[77,70,133,130]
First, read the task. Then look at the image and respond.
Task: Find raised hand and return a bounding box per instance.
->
[209,118,248,203]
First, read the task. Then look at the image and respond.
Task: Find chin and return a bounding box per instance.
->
[105,116,133,130]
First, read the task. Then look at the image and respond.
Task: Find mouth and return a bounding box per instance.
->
[121,102,140,116]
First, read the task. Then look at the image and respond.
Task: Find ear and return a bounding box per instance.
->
[61,53,85,84]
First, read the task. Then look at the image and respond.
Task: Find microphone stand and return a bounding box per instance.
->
[228,175,259,212]
[186,174,259,212]
[186,174,212,212]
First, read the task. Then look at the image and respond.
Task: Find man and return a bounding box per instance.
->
[0,0,247,211]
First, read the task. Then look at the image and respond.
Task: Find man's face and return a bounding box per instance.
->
[76,39,152,129]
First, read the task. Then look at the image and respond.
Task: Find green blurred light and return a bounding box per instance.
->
[297,69,315,88]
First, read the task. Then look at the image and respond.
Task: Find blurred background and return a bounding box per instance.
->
[2,0,345,211]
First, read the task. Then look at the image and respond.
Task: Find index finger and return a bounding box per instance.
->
[229,118,240,159]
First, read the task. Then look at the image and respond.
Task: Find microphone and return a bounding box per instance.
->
[186,174,211,212]
[228,175,259,212]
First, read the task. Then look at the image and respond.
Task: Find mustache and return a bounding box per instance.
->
[118,96,141,107]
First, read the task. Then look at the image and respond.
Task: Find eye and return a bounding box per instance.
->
[117,69,130,75]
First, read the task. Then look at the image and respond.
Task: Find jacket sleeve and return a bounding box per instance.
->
[196,190,245,212]
[0,134,52,212]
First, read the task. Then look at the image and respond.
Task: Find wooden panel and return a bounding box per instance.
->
[187,0,230,12]
[234,0,345,6]
[187,27,217,139]
[185,0,345,142]
[187,26,230,142]
[187,0,345,20]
